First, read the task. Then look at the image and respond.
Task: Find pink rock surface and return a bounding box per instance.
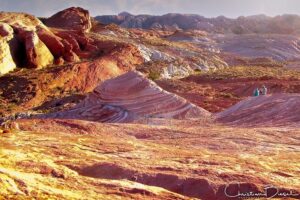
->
[217,93,300,126]
[42,71,211,122]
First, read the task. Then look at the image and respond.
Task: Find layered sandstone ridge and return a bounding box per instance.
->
[41,71,211,122]
[217,93,300,126]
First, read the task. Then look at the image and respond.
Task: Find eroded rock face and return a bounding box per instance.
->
[18,30,54,68]
[40,71,211,122]
[0,39,16,75]
[45,7,92,32]
[0,13,56,71]
[0,10,101,74]
[0,23,16,74]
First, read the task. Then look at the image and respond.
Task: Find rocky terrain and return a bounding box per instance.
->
[97,13,300,68]
[0,6,299,200]
[38,71,210,122]
[96,13,300,34]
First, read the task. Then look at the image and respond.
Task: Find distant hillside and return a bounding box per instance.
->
[95,13,300,34]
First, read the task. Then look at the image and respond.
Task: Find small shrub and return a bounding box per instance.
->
[148,71,161,80]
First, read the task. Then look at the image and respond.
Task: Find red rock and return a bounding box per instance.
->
[2,129,10,134]
[54,57,64,65]
[84,43,98,52]
[37,29,65,58]
[38,29,85,62]
[57,31,98,53]
[17,29,54,68]
[41,71,211,122]
[45,7,92,32]
[56,32,81,53]
[63,51,80,62]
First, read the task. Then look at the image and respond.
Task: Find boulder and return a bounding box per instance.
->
[18,30,54,68]
[0,23,16,75]
[0,39,16,75]
[44,7,92,32]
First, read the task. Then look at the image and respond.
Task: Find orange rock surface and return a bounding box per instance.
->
[0,118,299,199]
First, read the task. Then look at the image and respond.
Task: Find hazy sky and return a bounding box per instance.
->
[1,0,300,17]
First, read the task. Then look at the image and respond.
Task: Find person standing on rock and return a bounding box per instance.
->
[253,88,260,97]
[261,85,268,95]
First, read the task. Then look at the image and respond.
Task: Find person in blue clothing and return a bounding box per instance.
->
[253,88,260,97]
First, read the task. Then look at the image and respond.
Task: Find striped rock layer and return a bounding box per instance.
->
[217,93,300,126]
[43,71,211,123]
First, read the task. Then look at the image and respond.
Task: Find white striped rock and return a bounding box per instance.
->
[41,71,211,123]
[217,93,300,126]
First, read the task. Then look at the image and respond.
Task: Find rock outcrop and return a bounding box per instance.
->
[0,13,56,71]
[45,7,92,32]
[40,71,211,122]
[0,23,16,74]
[0,10,101,74]
[18,29,54,68]
[217,94,300,126]
[0,12,48,31]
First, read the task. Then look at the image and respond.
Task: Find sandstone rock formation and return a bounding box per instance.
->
[0,23,16,74]
[45,7,92,32]
[0,10,102,74]
[0,13,56,71]
[40,71,211,122]
[137,45,174,62]
[217,94,300,126]
[18,29,54,68]
[214,34,300,62]
[0,12,48,31]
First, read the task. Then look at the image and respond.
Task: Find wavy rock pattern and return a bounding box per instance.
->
[217,93,300,126]
[215,34,300,61]
[42,71,211,122]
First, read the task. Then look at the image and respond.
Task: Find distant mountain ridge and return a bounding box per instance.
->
[95,13,300,34]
